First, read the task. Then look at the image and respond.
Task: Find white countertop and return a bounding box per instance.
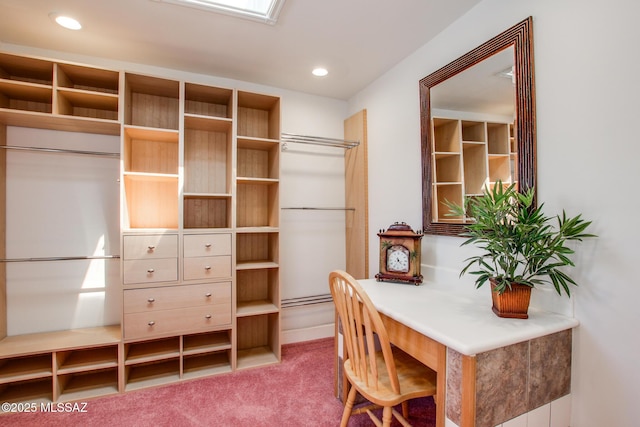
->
[359,278,579,356]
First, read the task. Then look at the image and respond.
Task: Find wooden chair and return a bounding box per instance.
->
[329,270,437,427]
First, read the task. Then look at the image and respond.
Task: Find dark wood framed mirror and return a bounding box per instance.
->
[420,17,536,236]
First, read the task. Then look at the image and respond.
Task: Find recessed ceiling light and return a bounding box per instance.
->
[49,13,82,30]
[312,68,328,77]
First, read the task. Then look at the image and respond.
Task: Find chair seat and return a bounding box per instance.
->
[344,347,437,408]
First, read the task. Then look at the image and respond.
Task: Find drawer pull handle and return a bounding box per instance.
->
[205,293,212,298]
[147,245,155,252]
[148,321,155,326]
[205,243,212,248]
[204,266,211,271]
[147,268,155,274]
[147,298,155,303]
[205,314,212,319]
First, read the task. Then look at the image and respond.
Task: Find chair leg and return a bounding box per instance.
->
[402,401,409,418]
[340,385,357,427]
[382,406,393,427]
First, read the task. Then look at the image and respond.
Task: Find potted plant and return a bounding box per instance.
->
[446,182,595,319]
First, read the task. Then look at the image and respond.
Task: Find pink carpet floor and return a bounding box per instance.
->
[0,338,435,426]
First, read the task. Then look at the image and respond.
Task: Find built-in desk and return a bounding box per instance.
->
[336,279,579,427]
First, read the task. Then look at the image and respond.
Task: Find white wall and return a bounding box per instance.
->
[347,0,640,426]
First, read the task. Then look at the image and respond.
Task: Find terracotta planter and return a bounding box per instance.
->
[490,278,532,319]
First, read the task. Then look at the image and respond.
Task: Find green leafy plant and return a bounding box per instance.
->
[446,182,595,296]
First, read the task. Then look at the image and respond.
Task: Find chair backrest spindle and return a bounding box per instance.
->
[329,270,402,395]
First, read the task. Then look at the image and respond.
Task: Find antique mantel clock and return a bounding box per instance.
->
[375,222,423,285]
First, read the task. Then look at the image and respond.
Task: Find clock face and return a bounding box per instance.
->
[386,245,410,273]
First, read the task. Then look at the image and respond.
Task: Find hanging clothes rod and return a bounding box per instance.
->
[281,293,334,308]
[0,145,119,158]
[281,132,359,150]
[0,255,120,263]
[282,207,355,211]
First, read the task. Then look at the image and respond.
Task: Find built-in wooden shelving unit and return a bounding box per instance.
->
[0,51,281,403]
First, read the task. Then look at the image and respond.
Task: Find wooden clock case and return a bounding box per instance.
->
[375,222,423,285]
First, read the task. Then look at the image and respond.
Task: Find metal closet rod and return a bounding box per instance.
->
[281,293,334,308]
[281,132,359,149]
[0,255,120,263]
[0,145,119,157]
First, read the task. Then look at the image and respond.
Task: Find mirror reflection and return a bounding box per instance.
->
[420,17,536,236]
[430,46,516,223]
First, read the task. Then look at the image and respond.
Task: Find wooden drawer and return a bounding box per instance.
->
[183,256,231,281]
[123,258,178,285]
[123,305,232,340]
[183,234,231,257]
[124,282,231,314]
[123,234,178,260]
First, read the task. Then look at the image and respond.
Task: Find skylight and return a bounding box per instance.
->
[153,0,285,24]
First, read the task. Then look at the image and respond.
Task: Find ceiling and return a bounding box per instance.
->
[0,0,482,100]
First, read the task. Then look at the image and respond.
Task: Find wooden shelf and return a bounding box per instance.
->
[236,226,279,233]
[184,195,231,229]
[432,183,463,222]
[237,182,279,228]
[237,91,280,140]
[0,79,52,110]
[0,378,52,404]
[462,120,486,142]
[182,352,231,379]
[184,114,232,131]
[463,143,487,195]
[236,346,279,371]
[182,331,231,356]
[0,354,52,384]
[123,174,179,229]
[123,126,179,175]
[56,346,119,375]
[0,326,121,358]
[125,359,180,391]
[237,301,279,317]
[57,368,119,401]
[56,63,118,93]
[236,261,279,270]
[0,54,125,133]
[237,136,280,149]
[0,52,53,84]
[237,233,278,265]
[122,123,180,230]
[124,337,180,365]
[432,118,459,152]
[56,88,119,120]
[55,62,119,121]
[124,73,179,130]
[185,83,232,119]
[0,108,121,134]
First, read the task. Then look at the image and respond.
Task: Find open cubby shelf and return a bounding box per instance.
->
[236,313,280,370]
[0,327,121,403]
